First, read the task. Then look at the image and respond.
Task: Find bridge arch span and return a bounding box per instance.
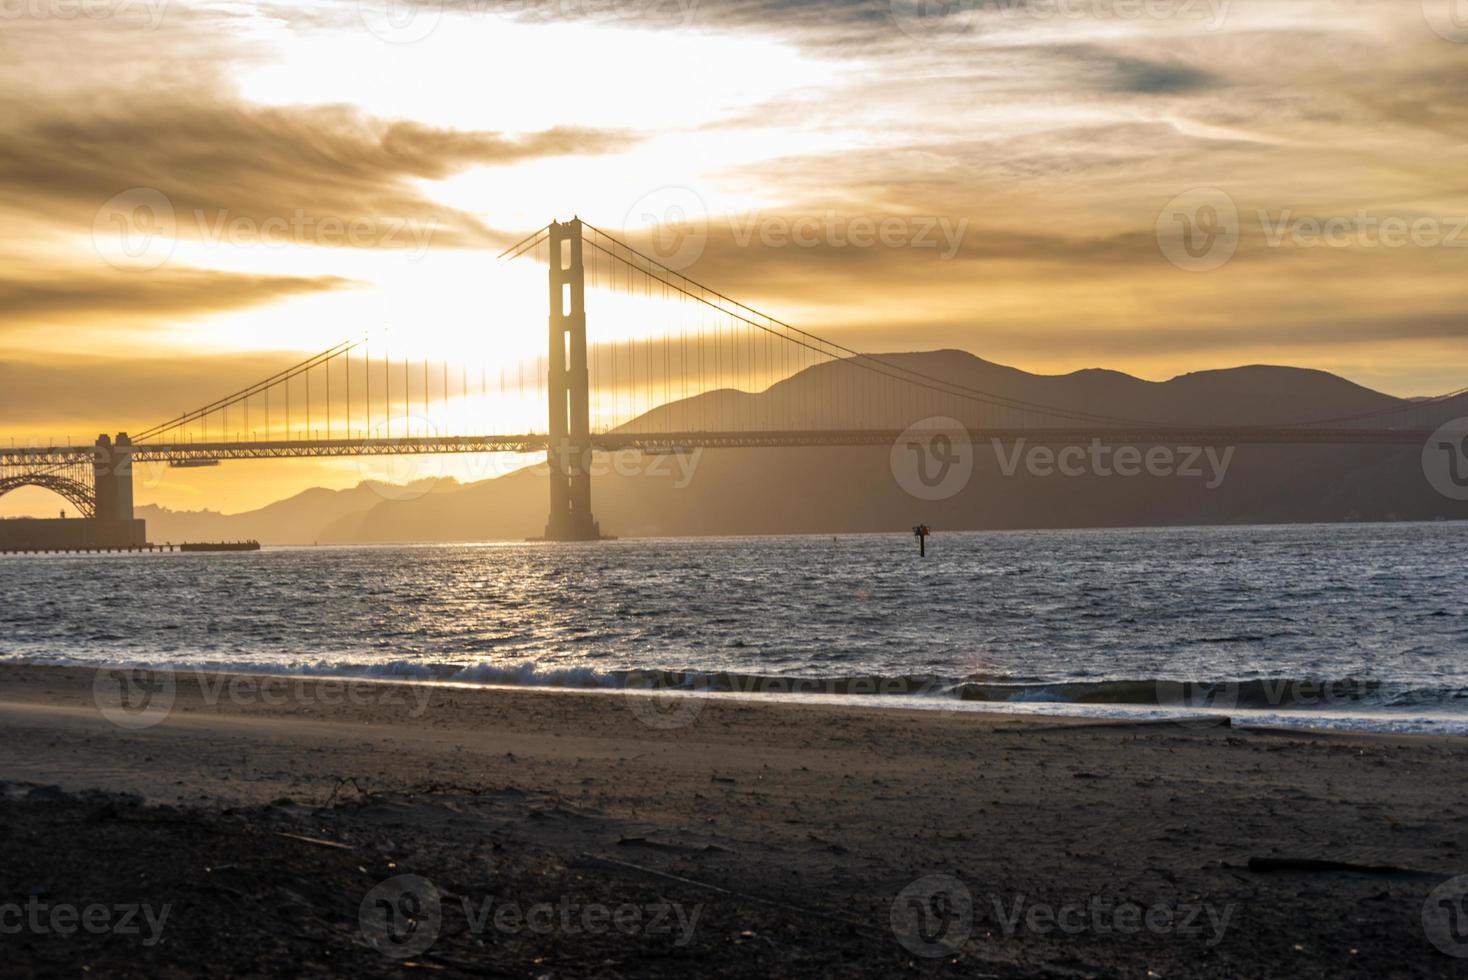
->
[0,474,96,518]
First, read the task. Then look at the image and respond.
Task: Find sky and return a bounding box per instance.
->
[2,0,1467,514]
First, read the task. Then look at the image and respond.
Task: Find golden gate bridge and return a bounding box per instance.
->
[0,219,1459,544]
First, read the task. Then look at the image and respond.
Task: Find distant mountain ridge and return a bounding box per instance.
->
[139,351,1468,543]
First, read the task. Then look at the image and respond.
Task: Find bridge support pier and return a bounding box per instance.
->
[93,432,145,548]
[94,432,135,523]
[543,219,601,542]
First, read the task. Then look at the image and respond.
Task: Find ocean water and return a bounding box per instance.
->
[3,523,1467,734]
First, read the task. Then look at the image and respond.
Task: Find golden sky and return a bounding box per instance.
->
[2,0,1467,514]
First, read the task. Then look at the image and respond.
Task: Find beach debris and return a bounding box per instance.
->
[1246,857,1441,879]
[275,831,353,851]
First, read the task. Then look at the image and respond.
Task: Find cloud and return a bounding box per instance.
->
[0,269,354,325]
[0,98,633,250]
[0,350,321,430]
[1105,56,1221,94]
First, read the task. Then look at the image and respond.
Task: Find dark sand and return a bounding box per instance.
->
[1,663,1466,977]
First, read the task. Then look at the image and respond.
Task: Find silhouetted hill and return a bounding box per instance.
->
[627,351,1403,432]
[139,479,457,544]
[140,354,1468,543]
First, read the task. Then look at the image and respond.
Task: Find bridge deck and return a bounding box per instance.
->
[0,427,1434,466]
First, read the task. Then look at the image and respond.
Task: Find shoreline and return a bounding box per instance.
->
[3,658,1464,738]
[2,662,1466,976]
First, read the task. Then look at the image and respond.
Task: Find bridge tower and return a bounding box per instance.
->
[543,219,601,541]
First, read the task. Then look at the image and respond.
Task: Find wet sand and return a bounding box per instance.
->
[1,662,1466,977]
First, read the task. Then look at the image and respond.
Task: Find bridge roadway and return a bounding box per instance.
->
[0,427,1435,467]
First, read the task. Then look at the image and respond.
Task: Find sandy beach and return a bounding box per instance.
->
[1,662,1466,977]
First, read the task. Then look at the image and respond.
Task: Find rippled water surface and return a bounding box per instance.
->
[3,523,1466,732]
